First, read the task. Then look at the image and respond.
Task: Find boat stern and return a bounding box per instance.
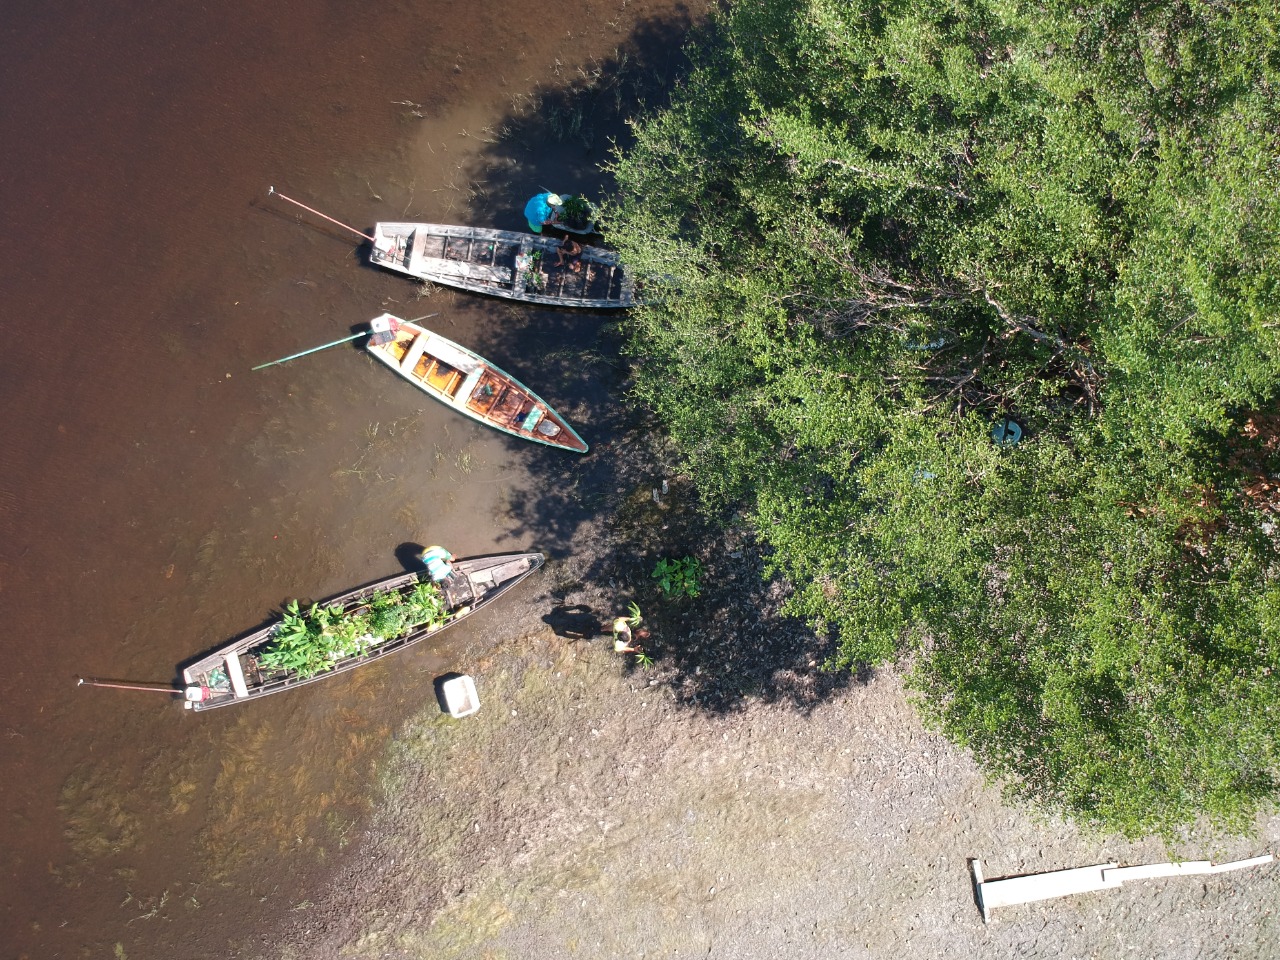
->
[368,313,399,345]
[370,223,409,271]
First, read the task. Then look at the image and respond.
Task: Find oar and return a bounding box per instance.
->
[77,677,182,695]
[252,331,366,371]
[251,313,440,371]
[267,186,377,243]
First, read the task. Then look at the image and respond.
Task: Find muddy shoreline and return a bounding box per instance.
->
[267,414,1280,959]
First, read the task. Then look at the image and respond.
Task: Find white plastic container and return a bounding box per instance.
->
[441,674,480,718]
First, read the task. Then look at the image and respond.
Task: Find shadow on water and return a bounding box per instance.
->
[395,540,427,571]
[403,11,868,717]
[442,15,705,231]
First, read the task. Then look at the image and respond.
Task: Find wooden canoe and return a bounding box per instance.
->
[182,552,544,711]
[370,222,635,308]
[364,313,589,453]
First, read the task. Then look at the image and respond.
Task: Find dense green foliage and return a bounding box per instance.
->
[259,581,446,679]
[607,0,1280,836]
[652,555,707,599]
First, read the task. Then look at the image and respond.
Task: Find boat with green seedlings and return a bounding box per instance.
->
[181,552,543,711]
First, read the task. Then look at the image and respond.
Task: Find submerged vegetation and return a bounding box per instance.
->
[260,581,447,679]
[607,0,1280,836]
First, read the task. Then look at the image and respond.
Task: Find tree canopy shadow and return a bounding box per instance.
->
[358,8,865,715]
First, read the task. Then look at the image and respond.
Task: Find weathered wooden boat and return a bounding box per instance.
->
[364,313,589,453]
[267,190,631,307]
[182,552,544,711]
[370,222,635,308]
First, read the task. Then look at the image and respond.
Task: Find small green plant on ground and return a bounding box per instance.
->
[259,579,447,679]
[625,601,643,626]
[652,556,704,599]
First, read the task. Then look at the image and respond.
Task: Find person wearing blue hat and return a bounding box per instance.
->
[524,191,563,233]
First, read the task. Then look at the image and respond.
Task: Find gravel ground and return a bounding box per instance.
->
[276,628,1279,960]
[270,427,1280,960]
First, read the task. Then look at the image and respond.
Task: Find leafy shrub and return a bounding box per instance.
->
[368,590,411,639]
[651,556,704,599]
[258,601,337,678]
[607,0,1280,837]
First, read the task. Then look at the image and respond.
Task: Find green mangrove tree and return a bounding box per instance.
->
[607,0,1280,837]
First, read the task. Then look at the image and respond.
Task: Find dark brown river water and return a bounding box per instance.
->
[0,1,700,954]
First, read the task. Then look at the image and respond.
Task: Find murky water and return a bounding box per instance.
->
[0,0,701,954]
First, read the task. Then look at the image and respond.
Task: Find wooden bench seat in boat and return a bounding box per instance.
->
[521,407,544,432]
[399,333,430,373]
[457,369,483,403]
[421,335,480,373]
[224,652,250,698]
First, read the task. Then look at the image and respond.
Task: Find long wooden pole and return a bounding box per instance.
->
[77,677,181,695]
[252,332,367,371]
[251,313,439,371]
[267,186,377,243]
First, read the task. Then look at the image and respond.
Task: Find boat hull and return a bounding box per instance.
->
[181,552,544,711]
[364,313,589,453]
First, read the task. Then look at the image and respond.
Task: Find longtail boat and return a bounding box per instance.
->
[267,189,633,308]
[182,552,544,711]
[364,313,589,453]
[370,222,634,308]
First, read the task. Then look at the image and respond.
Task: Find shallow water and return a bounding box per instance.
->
[0,0,702,954]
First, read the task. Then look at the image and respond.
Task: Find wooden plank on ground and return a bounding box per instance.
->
[974,861,1120,922]
[1208,854,1274,873]
[974,853,1273,921]
[1103,862,1213,883]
